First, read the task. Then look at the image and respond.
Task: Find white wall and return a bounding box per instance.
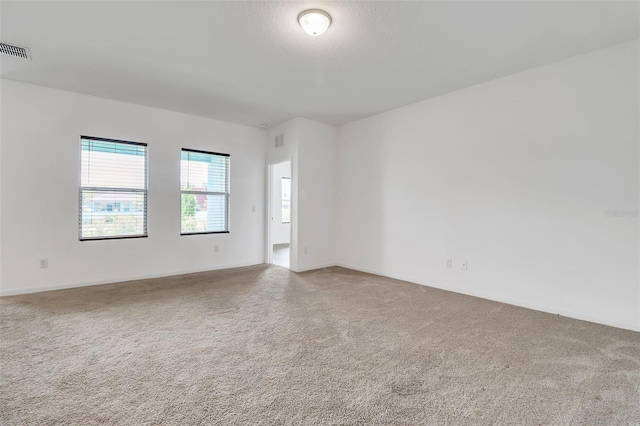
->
[266,119,299,270]
[2,42,637,332]
[0,80,265,295]
[271,161,291,245]
[336,40,640,331]
[296,118,337,271]
[0,80,3,291]
[265,117,337,272]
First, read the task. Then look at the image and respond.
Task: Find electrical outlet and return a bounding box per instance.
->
[40,259,48,268]
[446,258,453,268]
[214,245,219,253]
[461,260,468,270]
[304,246,308,254]
[252,205,256,212]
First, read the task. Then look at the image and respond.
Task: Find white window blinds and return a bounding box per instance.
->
[282,177,291,223]
[180,149,230,234]
[79,137,148,240]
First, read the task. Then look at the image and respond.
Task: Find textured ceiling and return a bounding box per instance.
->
[1,1,638,128]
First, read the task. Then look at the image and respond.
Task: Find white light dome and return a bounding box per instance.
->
[298,9,332,37]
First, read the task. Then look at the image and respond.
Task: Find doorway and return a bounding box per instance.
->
[268,160,291,268]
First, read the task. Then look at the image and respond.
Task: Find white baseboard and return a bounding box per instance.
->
[293,263,337,273]
[4,260,638,333]
[334,263,640,333]
[0,261,266,297]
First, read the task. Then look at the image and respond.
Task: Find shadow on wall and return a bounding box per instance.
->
[337,120,387,272]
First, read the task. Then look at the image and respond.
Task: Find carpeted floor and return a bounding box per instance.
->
[1,265,639,425]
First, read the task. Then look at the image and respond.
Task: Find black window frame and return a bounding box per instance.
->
[78,135,148,241]
[281,177,291,224]
[180,148,231,236]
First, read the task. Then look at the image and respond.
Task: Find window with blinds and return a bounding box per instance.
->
[79,136,148,240]
[282,177,291,223]
[181,149,230,234]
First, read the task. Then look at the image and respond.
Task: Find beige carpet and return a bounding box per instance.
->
[1,265,639,425]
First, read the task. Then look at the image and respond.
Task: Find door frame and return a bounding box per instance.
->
[266,159,293,267]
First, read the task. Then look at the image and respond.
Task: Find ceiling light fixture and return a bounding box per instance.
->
[297,9,332,37]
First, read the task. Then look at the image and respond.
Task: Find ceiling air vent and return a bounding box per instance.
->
[275,134,285,148]
[0,43,31,60]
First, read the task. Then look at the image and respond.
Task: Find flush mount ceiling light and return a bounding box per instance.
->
[297,9,332,36]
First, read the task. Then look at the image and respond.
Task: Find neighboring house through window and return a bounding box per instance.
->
[181,149,230,234]
[79,136,148,240]
[282,177,291,223]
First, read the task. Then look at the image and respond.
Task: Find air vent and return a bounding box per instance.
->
[0,43,31,60]
[275,134,285,148]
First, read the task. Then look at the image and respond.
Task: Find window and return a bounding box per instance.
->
[282,177,291,223]
[79,136,147,240]
[181,149,230,234]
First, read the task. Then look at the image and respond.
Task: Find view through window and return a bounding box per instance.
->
[282,177,291,223]
[79,137,147,240]
[181,149,230,234]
